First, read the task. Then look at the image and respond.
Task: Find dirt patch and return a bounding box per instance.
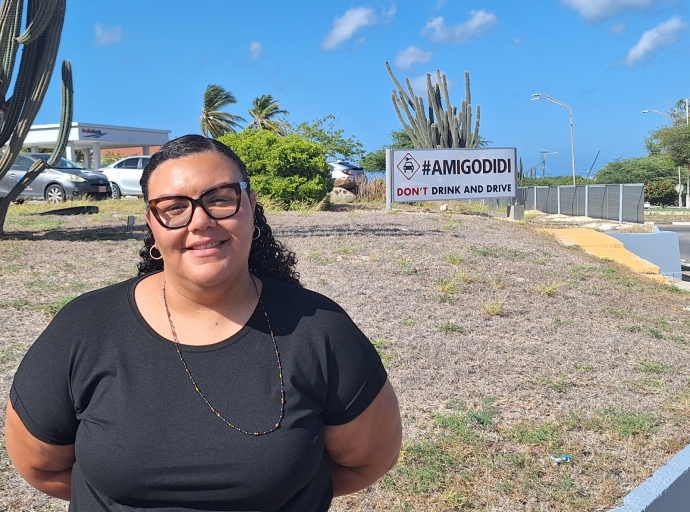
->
[2,206,690,511]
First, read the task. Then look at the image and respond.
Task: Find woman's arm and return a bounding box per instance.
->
[5,400,75,500]
[324,379,402,497]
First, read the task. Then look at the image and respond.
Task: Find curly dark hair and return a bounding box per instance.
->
[137,134,300,285]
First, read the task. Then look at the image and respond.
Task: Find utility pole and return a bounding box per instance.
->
[541,150,557,178]
[678,166,684,208]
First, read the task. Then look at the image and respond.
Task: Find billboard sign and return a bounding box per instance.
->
[386,147,517,208]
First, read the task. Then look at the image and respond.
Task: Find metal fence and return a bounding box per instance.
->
[517,184,645,224]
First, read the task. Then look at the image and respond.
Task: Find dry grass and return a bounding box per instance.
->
[1,199,690,511]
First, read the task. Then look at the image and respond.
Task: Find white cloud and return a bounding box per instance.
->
[624,16,686,66]
[434,0,448,8]
[94,23,123,46]
[609,23,627,34]
[383,5,396,22]
[513,37,524,45]
[322,8,378,50]
[395,46,432,69]
[409,74,432,96]
[562,0,665,22]
[408,72,456,97]
[423,10,498,44]
[249,42,263,59]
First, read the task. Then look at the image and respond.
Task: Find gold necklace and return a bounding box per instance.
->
[162,275,285,436]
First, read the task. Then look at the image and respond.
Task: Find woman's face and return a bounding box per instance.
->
[144,151,256,290]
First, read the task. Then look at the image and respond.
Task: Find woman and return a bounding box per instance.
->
[5,135,402,510]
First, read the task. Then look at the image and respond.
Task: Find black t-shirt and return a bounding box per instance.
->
[10,275,386,511]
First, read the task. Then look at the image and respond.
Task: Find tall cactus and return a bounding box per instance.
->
[385,61,480,149]
[0,0,73,234]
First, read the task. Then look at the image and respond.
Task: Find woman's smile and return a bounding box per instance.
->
[186,239,226,251]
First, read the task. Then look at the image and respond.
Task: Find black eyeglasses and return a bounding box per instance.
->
[148,182,247,229]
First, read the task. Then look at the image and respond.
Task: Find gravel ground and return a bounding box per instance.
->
[1,205,689,511]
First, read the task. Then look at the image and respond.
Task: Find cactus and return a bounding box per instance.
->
[0,0,73,234]
[385,61,480,149]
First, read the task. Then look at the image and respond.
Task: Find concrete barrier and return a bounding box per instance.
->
[610,444,690,512]
[606,228,681,279]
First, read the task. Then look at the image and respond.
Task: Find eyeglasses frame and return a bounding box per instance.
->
[148,181,248,229]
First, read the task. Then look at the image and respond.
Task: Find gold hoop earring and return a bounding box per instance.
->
[149,245,163,260]
[253,225,261,241]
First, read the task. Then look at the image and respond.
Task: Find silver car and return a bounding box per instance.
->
[327,160,366,180]
[98,155,150,199]
[0,153,111,203]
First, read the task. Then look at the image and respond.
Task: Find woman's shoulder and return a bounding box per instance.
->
[261,276,345,313]
[55,276,142,319]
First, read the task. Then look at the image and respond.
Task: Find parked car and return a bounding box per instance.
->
[327,160,366,180]
[98,155,150,199]
[0,153,111,203]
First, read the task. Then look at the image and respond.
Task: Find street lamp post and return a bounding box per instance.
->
[642,109,673,119]
[531,94,576,185]
[642,101,690,125]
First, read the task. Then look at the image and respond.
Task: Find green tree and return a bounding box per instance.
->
[594,155,677,184]
[200,85,246,138]
[218,130,330,206]
[645,124,690,167]
[359,129,414,171]
[247,95,290,135]
[290,115,364,161]
[645,181,677,206]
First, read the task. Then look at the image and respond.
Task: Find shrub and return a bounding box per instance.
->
[594,155,676,185]
[645,180,677,206]
[218,130,330,206]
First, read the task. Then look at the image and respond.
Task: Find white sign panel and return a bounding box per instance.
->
[387,147,517,205]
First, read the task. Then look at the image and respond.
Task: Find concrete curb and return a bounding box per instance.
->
[543,228,664,281]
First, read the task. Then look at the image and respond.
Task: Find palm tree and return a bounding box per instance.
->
[247,95,290,135]
[200,85,246,138]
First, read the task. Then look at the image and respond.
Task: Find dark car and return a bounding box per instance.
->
[0,153,111,203]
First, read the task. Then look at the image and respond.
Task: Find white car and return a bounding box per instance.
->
[98,155,150,198]
[327,160,366,180]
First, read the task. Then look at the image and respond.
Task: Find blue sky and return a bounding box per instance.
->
[33,0,690,177]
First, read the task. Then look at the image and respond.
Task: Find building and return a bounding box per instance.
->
[23,122,171,169]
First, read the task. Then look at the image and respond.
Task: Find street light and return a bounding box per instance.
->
[642,99,689,125]
[642,109,673,119]
[531,93,576,185]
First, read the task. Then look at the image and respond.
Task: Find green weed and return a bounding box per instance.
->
[637,359,670,374]
[535,280,567,297]
[529,373,570,392]
[436,294,457,304]
[439,322,467,334]
[444,251,463,265]
[505,420,563,448]
[442,219,462,230]
[481,297,506,316]
[371,339,397,367]
[648,328,664,340]
[602,306,637,318]
[435,278,460,294]
[574,362,595,372]
[434,397,497,432]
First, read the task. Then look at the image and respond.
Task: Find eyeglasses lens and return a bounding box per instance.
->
[154,187,240,227]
